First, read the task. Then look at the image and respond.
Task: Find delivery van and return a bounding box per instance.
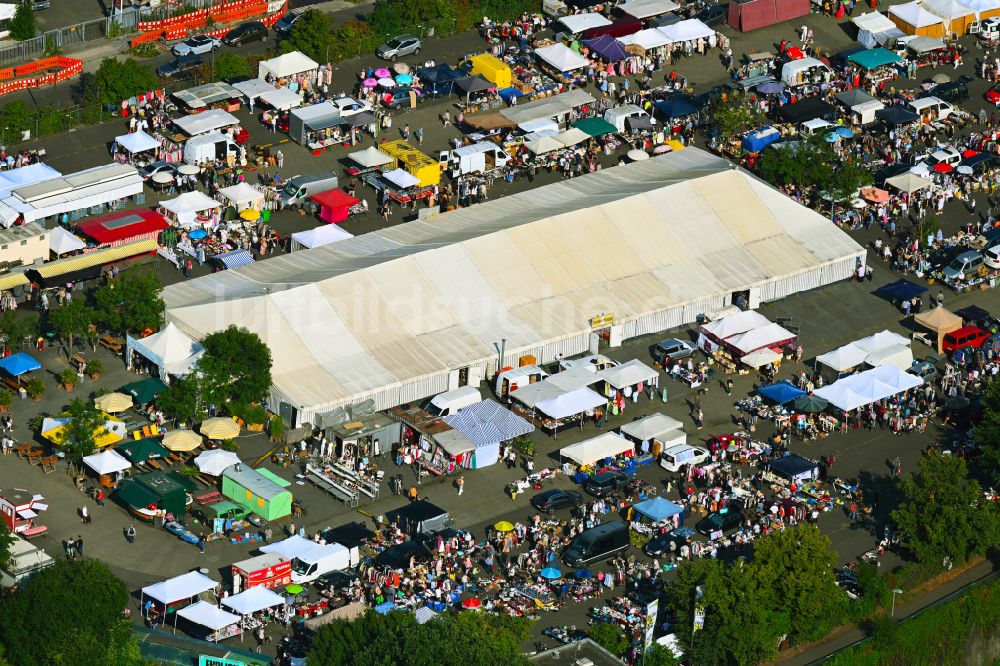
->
[659,444,709,472]
[563,521,630,567]
[459,53,512,90]
[438,141,509,177]
[425,386,481,417]
[280,171,339,206]
[290,542,360,584]
[183,131,239,165]
[908,96,955,121]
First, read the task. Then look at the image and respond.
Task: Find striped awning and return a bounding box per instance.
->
[443,399,534,448]
[30,238,157,279]
[214,249,255,270]
[0,272,28,291]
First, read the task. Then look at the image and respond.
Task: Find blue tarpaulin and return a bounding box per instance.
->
[758,381,807,405]
[0,352,41,377]
[374,601,397,615]
[582,34,628,62]
[874,279,927,302]
[652,96,699,119]
[633,497,684,522]
[742,126,781,153]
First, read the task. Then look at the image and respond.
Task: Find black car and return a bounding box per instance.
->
[920,77,972,103]
[927,245,966,272]
[696,3,728,27]
[156,54,203,78]
[376,539,433,569]
[695,509,744,536]
[531,489,583,513]
[315,569,359,593]
[224,21,268,47]
[583,471,630,498]
[273,11,303,35]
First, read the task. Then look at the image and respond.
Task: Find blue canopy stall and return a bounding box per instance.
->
[874,278,927,303]
[633,497,684,523]
[758,381,807,405]
[443,399,534,469]
[742,126,781,153]
[582,34,629,62]
[212,249,255,271]
[416,64,465,97]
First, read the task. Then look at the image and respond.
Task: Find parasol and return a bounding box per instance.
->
[931,73,950,84]
[835,126,854,138]
[377,77,395,88]
[574,569,594,579]
[461,598,482,609]
[151,172,174,184]
[493,520,515,532]
[957,165,973,175]
[363,77,378,88]
[756,81,784,95]
[177,163,200,175]
[393,62,410,74]
[627,149,649,161]
[540,567,562,580]
[285,584,304,595]
[791,394,829,413]
[395,73,413,85]
[861,186,890,203]
[162,429,203,452]
[374,67,391,78]
[188,229,207,240]
[94,392,133,413]
[200,417,240,440]
[240,209,261,221]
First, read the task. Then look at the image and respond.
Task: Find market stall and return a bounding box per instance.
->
[311,188,360,224]
[221,465,293,521]
[535,43,591,74]
[815,343,869,381]
[258,51,319,84]
[618,0,679,20]
[141,571,219,615]
[75,209,168,249]
[442,399,535,469]
[888,2,946,37]
[560,432,635,466]
[814,364,923,412]
[116,470,195,522]
[173,82,241,112]
[114,130,161,164]
[175,601,241,642]
[291,224,353,251]
[535,387,606,436]
[658,18,716,44]
[159,191,222,229]
[218,183,266,212]
[758,381,806,405]
[231,554,292,592]
[48,226,86,257]
[289,101,343,147]
[725,322,797,357]
[596,359,659,394]
[913,306,963,353]
[346,146,394,176]
[618,412,685,454]
[416,63,465,97]
[833,89,885,125]
[259,87,303,112]
[379,140,440,187]
[852,10,905,48]
[766,453,819,485]
[618,28,672,55]
[632,496,684,524]
[82,449,132,479]
[172,109,240,138]
[126,322,204,381]
[232,78,278,104]
[325,411,400,461]
[697,310,771,352]
[557,13,611,35]
[117,438,170,465]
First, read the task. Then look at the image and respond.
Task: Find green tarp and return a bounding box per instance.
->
[573,116,618,137]
[118,437,169,463]
[116,481,159,509]
[120,378,167,404]
[847,48,902,70]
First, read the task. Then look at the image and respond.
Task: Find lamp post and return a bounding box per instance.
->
[891,588,903,617]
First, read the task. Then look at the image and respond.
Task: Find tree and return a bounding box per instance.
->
[975,379,1000,482]
[0,309,35,350]
[644,644,682,666]
[0,100,31,144]
[198,325,272,407]
[0,558,142,666]
[8,2,35,41]
[588,622,629,656]
[212,52,252,81]
[0,522,14,570]
[158,373,206,425]
[307,610,531,666]
[48,298,94,357]
[757,134,829,190]
[57,398,109,463]
[706,93,764,143]
[280,9,332,64]
[369,0,454,38]
[93,269,163,336]
[91,57,158,107]
[822,155,872,217]
[891,450,999,567]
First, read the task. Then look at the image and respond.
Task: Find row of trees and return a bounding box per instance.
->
[279,10,381,64]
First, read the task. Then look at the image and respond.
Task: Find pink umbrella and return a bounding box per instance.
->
[363,77,378,88]
[374,67,391,78]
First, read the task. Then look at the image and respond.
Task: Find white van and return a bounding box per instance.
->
[659,444,709,472]
[290,542,360,584]
[908,96,955,121]
[426,386,481,417]
[495,365,548,398]
[183,131,239,165]
[799,118,835,136]
[984,244,1000,269]
[604,104,654,133]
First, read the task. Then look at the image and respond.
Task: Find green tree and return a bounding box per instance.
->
[707,93,764,143]
[0,522,14,570]
[0,100,32,144]
[0,309,35,350]
[757,134,828,189]
[822,155,872,216]
[48,298,94,357]
[212,52,252,81]
[588,622,629,656]
[91,57,158,107]
[8,2,36,41]
[93,269,163,336]
[328,21,379,61]
[976,379,1000,482]
[158,373,205,425]
[56,397,109,463]
[280,9,332,64]
[369,0,454,38]
[198,325,272,407]
[891,450,999,567]
[0,558,142,666]
[644,644,682,666]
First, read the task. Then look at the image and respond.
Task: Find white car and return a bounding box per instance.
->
[172,35,221,56]
[558,354,619,373]
[330,97,373,117]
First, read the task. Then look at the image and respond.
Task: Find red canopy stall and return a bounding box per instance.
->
[311,188,360,224]
[728,0,809,32]
[76,209,169,249]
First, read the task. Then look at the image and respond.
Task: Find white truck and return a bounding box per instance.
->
[290,542,359,584]
[439,141,509,177]
[183,131,240,165]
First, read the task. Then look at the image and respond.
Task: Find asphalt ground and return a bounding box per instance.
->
[1,0,999,660]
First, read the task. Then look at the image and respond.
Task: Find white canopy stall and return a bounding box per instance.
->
[384,168,420,189]
[173,109,240,137]
[258,51,319,80]
[658,18,715,43]
[159,191,222,229]
[115,130,161,159]
[725,322,796,356]
[509,381,566,409]
[232,78,278,102]
[619,412,685,449]
[260,535,321,560]
[141,571,219,607]
[291,225,354,251]
[259,87,303,111]
[618,0,679,19]
[698,310,771,351]
[815,343,869,379]
[221,586,285,615]
[536,387,606,436]
[547,366,602,392]
[852,11,905,47]
[558,12,611,34]
[813,364,923,412]
[535,43,591,72]
[619,28,673,52]
[348,146,394,169]
[48,226,86,256]
[597,359,658,390]
[126,322,205,381]
[560,432,635,466]
[175,601,241,641]
[82,449,132,476]
[218,182,265,212]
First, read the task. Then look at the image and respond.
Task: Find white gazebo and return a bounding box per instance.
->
[218,183,266,212]
[258,51,319,81]
[48,226,86,256]
[560,432,635,466]
[175,601,241,641]
[159,191,222,229]
[82,449,132,476]
[221,585,285,615]
[115,130,161,159]
[126,322,204,381]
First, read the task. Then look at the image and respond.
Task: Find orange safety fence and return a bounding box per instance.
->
[0,57,82,97]
[131,0,286,48]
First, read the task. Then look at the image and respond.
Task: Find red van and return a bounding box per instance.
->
[942,325,990,353]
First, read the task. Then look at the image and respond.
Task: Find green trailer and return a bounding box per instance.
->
[221,466,292,522]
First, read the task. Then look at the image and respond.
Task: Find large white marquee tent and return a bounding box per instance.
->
[163,149,865,426]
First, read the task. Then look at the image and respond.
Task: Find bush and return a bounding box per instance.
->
[213,52,252,81]
[511,435,533,456]
[26,378,44,400]
[328,21,380,60]
[588,622,629,656]
[8,2,36,41]
[128,42,159,59]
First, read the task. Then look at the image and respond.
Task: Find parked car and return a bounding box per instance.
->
[942,325,991,353]
[984,243,1000,269]
[927,245,965,272]
[920,76,971,103]
[531,489,583,513]
[330,96,373,117]
[138,161,176,180]
[558,354,618,373]
[224,21,268,47]
[381,86,424,110]
[156,54,203,78]
[696,509,744,536]
[315,569,359,594]
[651,337,695,365]
[29,0,50,9]
[696,3,729,27]
[941,249,985,281]
[986,83,1000,106]
[583,471,630,498]
[907,359,939,381]
[273,10,304,35]
[172,35,220,56]
[377,34,421,61]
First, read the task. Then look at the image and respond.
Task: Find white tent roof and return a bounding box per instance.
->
[162,149,864,417]
[260,535,321,561]
[923,0,974,19]
[597,359,658,389]
[219,183,264,206]
[0,164,142,226]
[560,432,634,466]
[177,601,240,631]
[814,364,923,411]
[510,381,566,409]
[547,366,603,392]
[349,146,394,168]
[701,310,771,341]
[259,87,303,111]
[740,347,782,368]
[559,12,611,33]
[501,89,595,126]
[816,343,869,371]
[116,130,160,154]
[82,449,131,476]
[556,127,591,147]
[885,172,932,194]
[173,109,239,136]
[415,605,438,624]
[49,226,86,255]
[853,329,910,354]
[525,135,564,154]
[658,18,715,43]
[0,163,61,199]
[727,322,796,354]
[890,1,944,27]
[535,43,591,72]
[619,0,679,18]
[536,387,606,419]
[619,412,683,441]
[863,343,913,370]
[232,78,277,101]
[222,586,285,615]
[959,0,1000,14]
[619,28,673,50]
[292,224,354,249]
[160,191,222,215]
[142,571,218,604]
[384,168,421,189]
[852,11,898,32]
[258,51,319,80]
[130,322,205,376]
[194,449,241,476]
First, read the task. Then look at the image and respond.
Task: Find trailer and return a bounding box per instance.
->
[438,141,509,177]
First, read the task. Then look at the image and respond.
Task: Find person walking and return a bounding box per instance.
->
[125,525,136,544]
[456,475,464,496]
[695,408,704,430]
[198,533,206,554]
[81,505,89,524]
[75,535,84,558]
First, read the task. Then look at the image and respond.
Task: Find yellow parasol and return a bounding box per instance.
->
[200,417,240,440]
[94,392,134,413]
[240,209,261,221]
[161,429,203,452]
[493,520,515,533]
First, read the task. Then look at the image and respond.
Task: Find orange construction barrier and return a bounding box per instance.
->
[0,57,82,97]
[131,0,286,48]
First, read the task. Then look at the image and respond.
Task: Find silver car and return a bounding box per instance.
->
[377,34,421,61]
